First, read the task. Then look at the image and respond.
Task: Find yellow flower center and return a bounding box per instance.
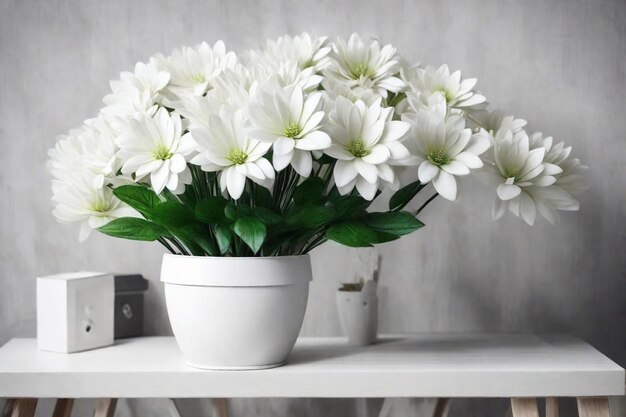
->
[347,139,370,157]
[90,198,111,213]
[351,63,371,79]
[153,145,173,161]
[192,73,206,83]
[428,148,450,166]
[227,148,248,165]
[284,122,302,139]
[434,87,454,103]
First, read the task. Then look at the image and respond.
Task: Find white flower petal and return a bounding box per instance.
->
[441,160,470,176]
[150,159,171,194]
[274,137,296,156]
[432,170,457,201]
[418,161,439,183]
[226,166,246,199]
[361,144,390,165]
[169,153,187,173]
[354,158,378,183]
[273,150,293,171]
[325,144,354,161]
[497,182,522,201]
[291,150,313,176]
[355,176,378,200]
[334,160,359,187]
[295,130,331,151]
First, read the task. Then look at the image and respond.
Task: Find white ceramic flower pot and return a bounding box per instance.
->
[161,254,311,370]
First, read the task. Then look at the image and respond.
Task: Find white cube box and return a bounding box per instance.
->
[37,272,114,353]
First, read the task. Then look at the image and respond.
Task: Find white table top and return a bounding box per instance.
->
[0,334,623,398]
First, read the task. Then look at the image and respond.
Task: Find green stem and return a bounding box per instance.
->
[415,193,439,217]
[157,237,177,254]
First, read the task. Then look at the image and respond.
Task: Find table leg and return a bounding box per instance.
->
[432,398,449,417]
[510,398,539,417]
[52,399,74,417]
[2,400,17,417]
[546,397,559,417]
[10,399,37,417]
[577,397,611,417]
[94,399,117,417]
[210,399,228,417]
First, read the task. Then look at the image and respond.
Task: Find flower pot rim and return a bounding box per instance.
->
[161,253,312,287]
[162,253,310,260]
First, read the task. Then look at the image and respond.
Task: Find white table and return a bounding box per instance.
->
[0,334,623,417]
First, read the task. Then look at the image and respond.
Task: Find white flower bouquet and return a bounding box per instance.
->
[48,33,587,256]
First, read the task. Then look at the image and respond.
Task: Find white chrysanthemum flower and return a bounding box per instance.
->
[325,33,405,99]
[401,102,491,201]
[325,97,410,200]
[52,176,138,242]
[321,77,381,106]
[189,107,274,199]
[48,119,124,190]
[116,107,194,194]
[246,86,331,176]
[156,41,237,100]
[480,126,581,225]
[250,33,331,72]
[101,61,169,122]
[406,64,486,110]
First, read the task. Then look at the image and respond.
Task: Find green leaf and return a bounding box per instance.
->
[174,224,218,256]
[148,201,191,228]
[332,195,371,218]
[224,203,237,221]
[214,224,233,254]
[293,177,325,205]
[253,207,282,226]
[113,185,160,214]
[389,180,426,211]
[326,222,397,247]
[362,211,425,236]
[286,205,336,229]
[195,197,230,224]
[97,218,166,241]
[234,216,267,254]
[253,185,273,209]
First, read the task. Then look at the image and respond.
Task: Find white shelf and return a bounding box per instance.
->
[0,334,623,398]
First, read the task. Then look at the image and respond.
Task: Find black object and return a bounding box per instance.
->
[114,274,149,339]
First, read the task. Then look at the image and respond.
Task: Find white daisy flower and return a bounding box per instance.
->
[116,107,195,195]
[325,33,405,99]
[189,107,274,199]
[156,41,237,100]
[480,126,580,225]
[401,102,491,201]
[249,33,331,72]
[325,97,411,200]
[406,64,486,110]
[246,86,331,176]
[48,118,124,190]
[52,176,138,242]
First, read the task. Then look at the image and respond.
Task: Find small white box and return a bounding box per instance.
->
[37,272,114,353]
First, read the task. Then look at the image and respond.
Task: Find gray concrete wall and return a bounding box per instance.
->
[0,1,624,416]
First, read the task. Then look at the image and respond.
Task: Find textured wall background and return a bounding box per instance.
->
[0,0,624,416]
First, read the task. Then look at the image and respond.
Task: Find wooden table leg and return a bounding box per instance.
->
[10,399,37,417]
[52,399,74,417]
[210,399,228,417]
[433,398,450,417]
[2,400,17,417]
[511,398,539,417]
[546,397,559,417]
[577,397,610,417]
[94,399,117,417]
